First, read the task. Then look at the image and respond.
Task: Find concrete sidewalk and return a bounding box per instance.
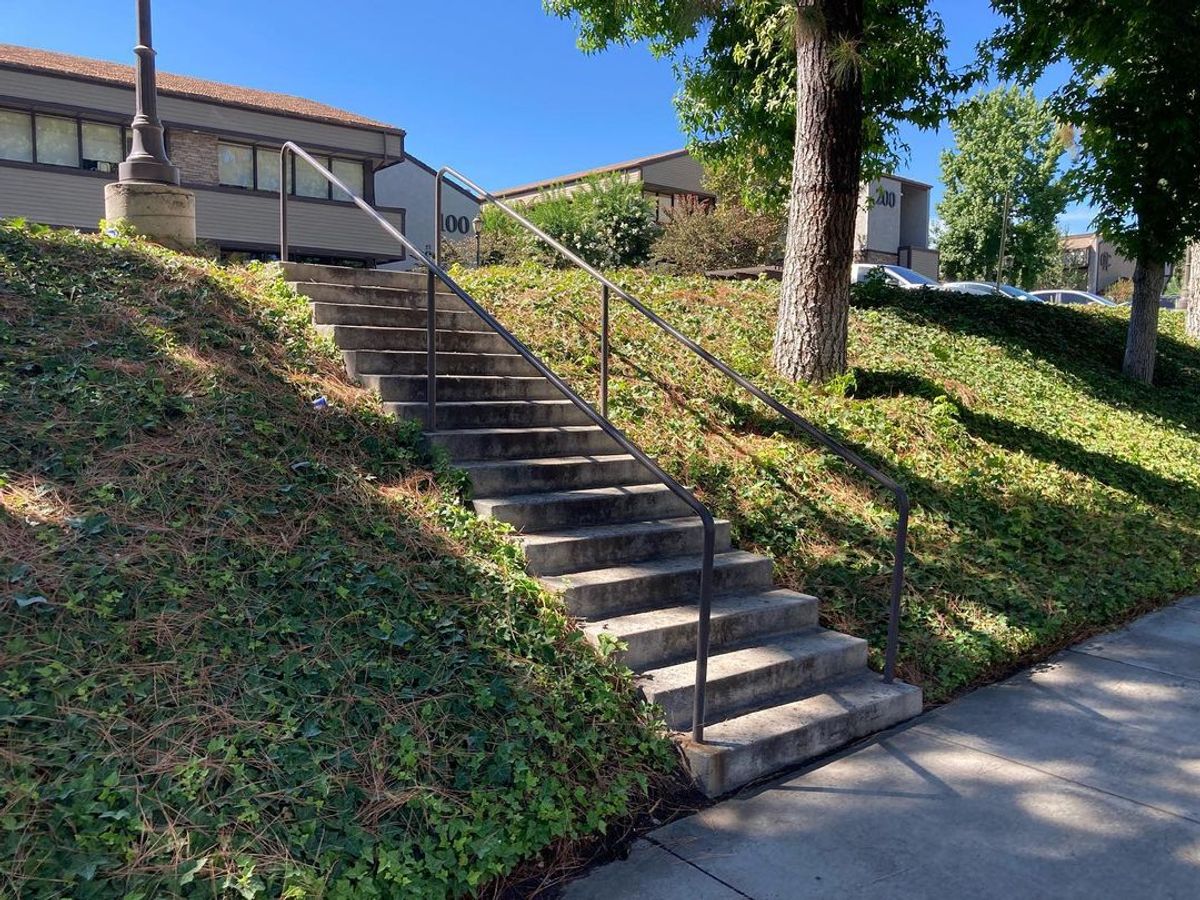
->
[567,596,1200,900]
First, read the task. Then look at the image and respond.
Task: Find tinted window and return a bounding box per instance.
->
[0,109,32,162]
[35,115,79,167]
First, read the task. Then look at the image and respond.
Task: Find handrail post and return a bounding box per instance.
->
[600,285,610,417]
[279,147,289,262]
[427,269,437,430]
[883,492,909,683]
[691,521,716,743]
[434,171,443,267]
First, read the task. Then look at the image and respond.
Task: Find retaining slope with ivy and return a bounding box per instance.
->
[0,223,674,899]
[456,265,1200,703]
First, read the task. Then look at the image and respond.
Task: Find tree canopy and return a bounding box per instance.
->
[991,0,1200,382]
[545,0,971,210]
[935,86,1070,289]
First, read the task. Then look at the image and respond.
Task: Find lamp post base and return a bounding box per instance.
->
[104,180,196,249]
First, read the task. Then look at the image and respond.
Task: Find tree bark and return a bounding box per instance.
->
[1122,257,1165,384]
[1185,242,1200,340]
[773,0,865,383]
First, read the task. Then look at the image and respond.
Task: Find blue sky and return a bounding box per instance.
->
[3,0,1093,232]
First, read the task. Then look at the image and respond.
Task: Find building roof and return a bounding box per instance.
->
[0,43,402,134]
[495,148,692,197]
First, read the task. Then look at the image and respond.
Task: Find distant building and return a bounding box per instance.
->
[0,43,478,268]
[494,148,712,223]
[854,175,938,280]
[1061,232,1140,294]
[497,149,936,278]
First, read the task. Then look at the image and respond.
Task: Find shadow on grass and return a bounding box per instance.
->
[860,288,1200,430]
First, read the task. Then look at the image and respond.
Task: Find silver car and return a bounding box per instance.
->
[851,263,940,289]
[1031,289,1119,307]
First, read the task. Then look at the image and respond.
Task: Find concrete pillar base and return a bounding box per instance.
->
[104,180,196,249]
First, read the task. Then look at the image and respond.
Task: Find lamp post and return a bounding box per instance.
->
[473,214,483,267]
[104,0,196,247]
[118,0,179,184]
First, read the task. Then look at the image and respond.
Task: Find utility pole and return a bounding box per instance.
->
[995,187,1011,290]
[104,0,196,247]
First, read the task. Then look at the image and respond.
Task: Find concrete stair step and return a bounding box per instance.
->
[288,281,470,311]
[460,454,658,497]
[640,628,868,732]
[585,589,820,671]
[317,324,512,354]
[346,350,539,377]
[542,550,775,619]
[474,483,694,531]
[519,517,732,577]
[385,400,593,429]
[312,302,485,330]
[427,426,620,462]
[283,261,439,292]
[357,374,563,403]
[681,673,922,797]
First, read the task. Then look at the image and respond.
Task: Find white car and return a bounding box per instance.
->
[941,281,1046,303]
[998,284,1046,303]
[940,281,1006,296]
[851,263,940,289]
[1031,289,1119,307]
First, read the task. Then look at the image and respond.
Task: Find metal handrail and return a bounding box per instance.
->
[278,143,717,741]
[436,165,910,684]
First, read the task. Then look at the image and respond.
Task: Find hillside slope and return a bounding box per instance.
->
[457,265,1200,702]
[0,223,673,899]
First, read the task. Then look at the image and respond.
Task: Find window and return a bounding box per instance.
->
[294,154,330,199]
[218,142,254,189]
[35,115,79,167]
[0,109,32,162]
[81,122,122,172]
[256,148,286,193]
[331,158,364,201]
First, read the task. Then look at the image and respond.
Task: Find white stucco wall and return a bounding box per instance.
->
[373,155,480,268]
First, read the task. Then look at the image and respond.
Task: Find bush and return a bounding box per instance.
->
[650,197,784,274]
[1106,277,1134,302]
[467,176,658,269]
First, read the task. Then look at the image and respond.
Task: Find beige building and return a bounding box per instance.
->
[0,44,478,267]
[854,175,938,279]
[1061,232,1138,294]
[495,148,713,223]
[497,149,936,277]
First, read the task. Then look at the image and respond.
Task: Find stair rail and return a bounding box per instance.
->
[278,142,717,741]
[436,166,910,687]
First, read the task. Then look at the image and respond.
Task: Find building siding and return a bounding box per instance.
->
[0,164,405,261]
[640,153,707,196]
[0,68,401,158]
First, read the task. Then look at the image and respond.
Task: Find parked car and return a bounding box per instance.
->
[851,263,940,289]
[1031,289,1119,307]
[1160,294,1181,310]
[940,281,1006,297]
[998,284,1046,303]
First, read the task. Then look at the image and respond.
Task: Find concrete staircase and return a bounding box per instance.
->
[284,262,922,796]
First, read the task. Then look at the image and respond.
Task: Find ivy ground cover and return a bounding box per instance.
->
[0,224,674,899]
[457,265,1200,702]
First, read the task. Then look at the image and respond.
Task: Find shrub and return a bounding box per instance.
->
[467,176,658,269]
[1106,277,1134,302]
[650,197,784,274]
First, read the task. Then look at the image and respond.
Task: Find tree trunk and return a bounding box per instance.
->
[1122,258,1165,384]
[1185,242,1200,340]
[773,0,865,383]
